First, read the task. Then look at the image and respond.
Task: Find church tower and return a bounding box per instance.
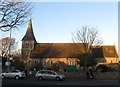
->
[21,19,37,63]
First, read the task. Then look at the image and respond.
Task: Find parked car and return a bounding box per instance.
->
[1,70,26,79]
[35,70,65,81]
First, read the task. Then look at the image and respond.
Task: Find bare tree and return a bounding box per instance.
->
[72,26,103,48]
[0,1,32,32]
[0,37,18,59]
[72,26,103,78]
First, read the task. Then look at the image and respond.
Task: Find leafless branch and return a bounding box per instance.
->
[0,37,18,58]
[0,1,32,32]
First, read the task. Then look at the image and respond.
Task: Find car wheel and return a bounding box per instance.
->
[15,76,19,79]
[1,75,5,79]
[38,76,43,80]
[56,77,61,81]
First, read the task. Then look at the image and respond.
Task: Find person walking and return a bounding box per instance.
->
[89,68,94,79]
[86,69,90,80]
[86,67,94,80]
[25,70,27,77]
[29,70,32,77]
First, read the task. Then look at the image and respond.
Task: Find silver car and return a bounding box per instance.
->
[1,70,26,79]
[35,70,65,81]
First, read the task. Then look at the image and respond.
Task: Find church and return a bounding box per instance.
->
[21,19,119,70]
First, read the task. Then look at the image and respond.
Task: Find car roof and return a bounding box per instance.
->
[39,70,53,71]
[38,70,57,72]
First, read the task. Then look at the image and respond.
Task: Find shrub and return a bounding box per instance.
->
[51,63,60,71]
[96,64,109,72]
[14,60,25,70]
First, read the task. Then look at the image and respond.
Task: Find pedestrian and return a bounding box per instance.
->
[89,68,94,79]
[29,71,32,77]
[86,68,90,80]
[25,70,27,77]
[86,67,94,80]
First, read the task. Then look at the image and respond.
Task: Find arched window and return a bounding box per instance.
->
[69,60,72,65]
[25,42,29,48]
[111,60,112,63]
[34,60,37,64]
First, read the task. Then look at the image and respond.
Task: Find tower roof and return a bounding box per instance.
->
[22,19,36,42]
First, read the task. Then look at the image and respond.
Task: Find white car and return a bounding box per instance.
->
[1,70,26,79]
[35,70,65,81]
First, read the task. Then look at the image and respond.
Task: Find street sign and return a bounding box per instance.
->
[67,65,76,71]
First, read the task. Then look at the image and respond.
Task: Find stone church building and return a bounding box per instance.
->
[21,19,118,70]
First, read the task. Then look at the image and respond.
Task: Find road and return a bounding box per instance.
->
[2,78,120,86]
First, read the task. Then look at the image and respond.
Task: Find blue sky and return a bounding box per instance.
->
[1,2,118,52]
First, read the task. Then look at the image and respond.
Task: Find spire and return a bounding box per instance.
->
[28,15,32,29]
[22,19,36,42]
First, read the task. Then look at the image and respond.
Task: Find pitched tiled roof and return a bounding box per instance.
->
[30,43,88,58]
[22,19,36,42]
[92,46,118,58]
[101,46,118,57]
[30,44,118,58]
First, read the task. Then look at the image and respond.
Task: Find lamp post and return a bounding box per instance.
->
[6,28,12,72]
[85,55,87,79]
